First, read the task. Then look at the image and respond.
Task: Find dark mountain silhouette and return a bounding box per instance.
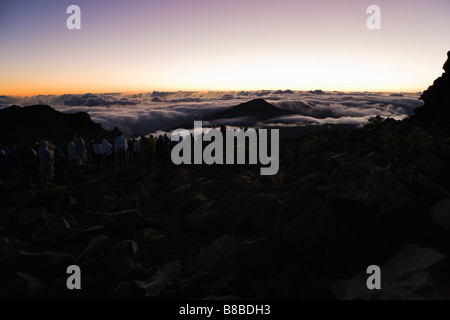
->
[165,98,299,131]
[203,98,297,122]
[414,51,450,119]
[0,104,119,144]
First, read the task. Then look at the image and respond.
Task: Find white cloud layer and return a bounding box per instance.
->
[0,91,423,137]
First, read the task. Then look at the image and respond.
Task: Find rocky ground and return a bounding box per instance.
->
[1,116,450,299]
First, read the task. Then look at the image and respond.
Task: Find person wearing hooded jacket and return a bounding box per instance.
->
[38,141,54,185]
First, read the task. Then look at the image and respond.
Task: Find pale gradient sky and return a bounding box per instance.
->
[0,0,449,95]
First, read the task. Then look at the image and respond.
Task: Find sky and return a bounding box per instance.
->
[1,0,449,95]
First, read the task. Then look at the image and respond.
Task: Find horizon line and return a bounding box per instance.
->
[2,89,424,98]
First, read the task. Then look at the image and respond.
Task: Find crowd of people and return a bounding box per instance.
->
[0,131,173,188]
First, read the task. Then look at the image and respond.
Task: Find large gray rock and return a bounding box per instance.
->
[333,245,447,300]
[329,160,413,216]
[134,260,182,298]
[430,199,450,230]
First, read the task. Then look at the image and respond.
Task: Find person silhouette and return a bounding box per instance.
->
[38,141,54,186]
[54,147,67,186]
[156,135,168,169]
[74,134,87,166]
[19,141,39,187]
[0,149,11,181]
[102,138,114,170]
[114,131,128,169]
[92,140,103,169]
[443,51,450,73]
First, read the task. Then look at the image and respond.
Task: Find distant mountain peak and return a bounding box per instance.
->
[0,105,118,144]
[203,98,297,122]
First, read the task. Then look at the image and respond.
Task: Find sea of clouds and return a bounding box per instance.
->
[0,90,423,137]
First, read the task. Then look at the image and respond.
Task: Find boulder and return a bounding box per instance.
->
[247,193,282,235]
[329,159,413,216]
[103,210,145,235]
[0,237,17,266]
[135,183,149,198]
[252,274,286,299]
[134,260,182,298]
[80,240,140,281]
[417,174,450,198]
[80,275,113,296]
[66,225,105,245]
[289,172,328,190]
[0,207,16,223]
[145,183,162,195]
[230,173,262,200]
[187,235,243,275]
[18,207,47,230]
[173,184,192,193]
[15,251,75,276]
[430,199,450,230]
[76,234,112,263]
[181,193,208,213]
[30,226,54,244]
[230,237,279,276]
[167,167,190,182]
[169,175,191,188]
[408,152,446,178]
[281,202,337,256]
[185,201,226,233]
[0,272,51,299]
[102,195,118,211]
[110,281,132,299]
[144,169,166,185]
[110,240,138,257]
[333,244,447,300]
[45,214,71,238]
